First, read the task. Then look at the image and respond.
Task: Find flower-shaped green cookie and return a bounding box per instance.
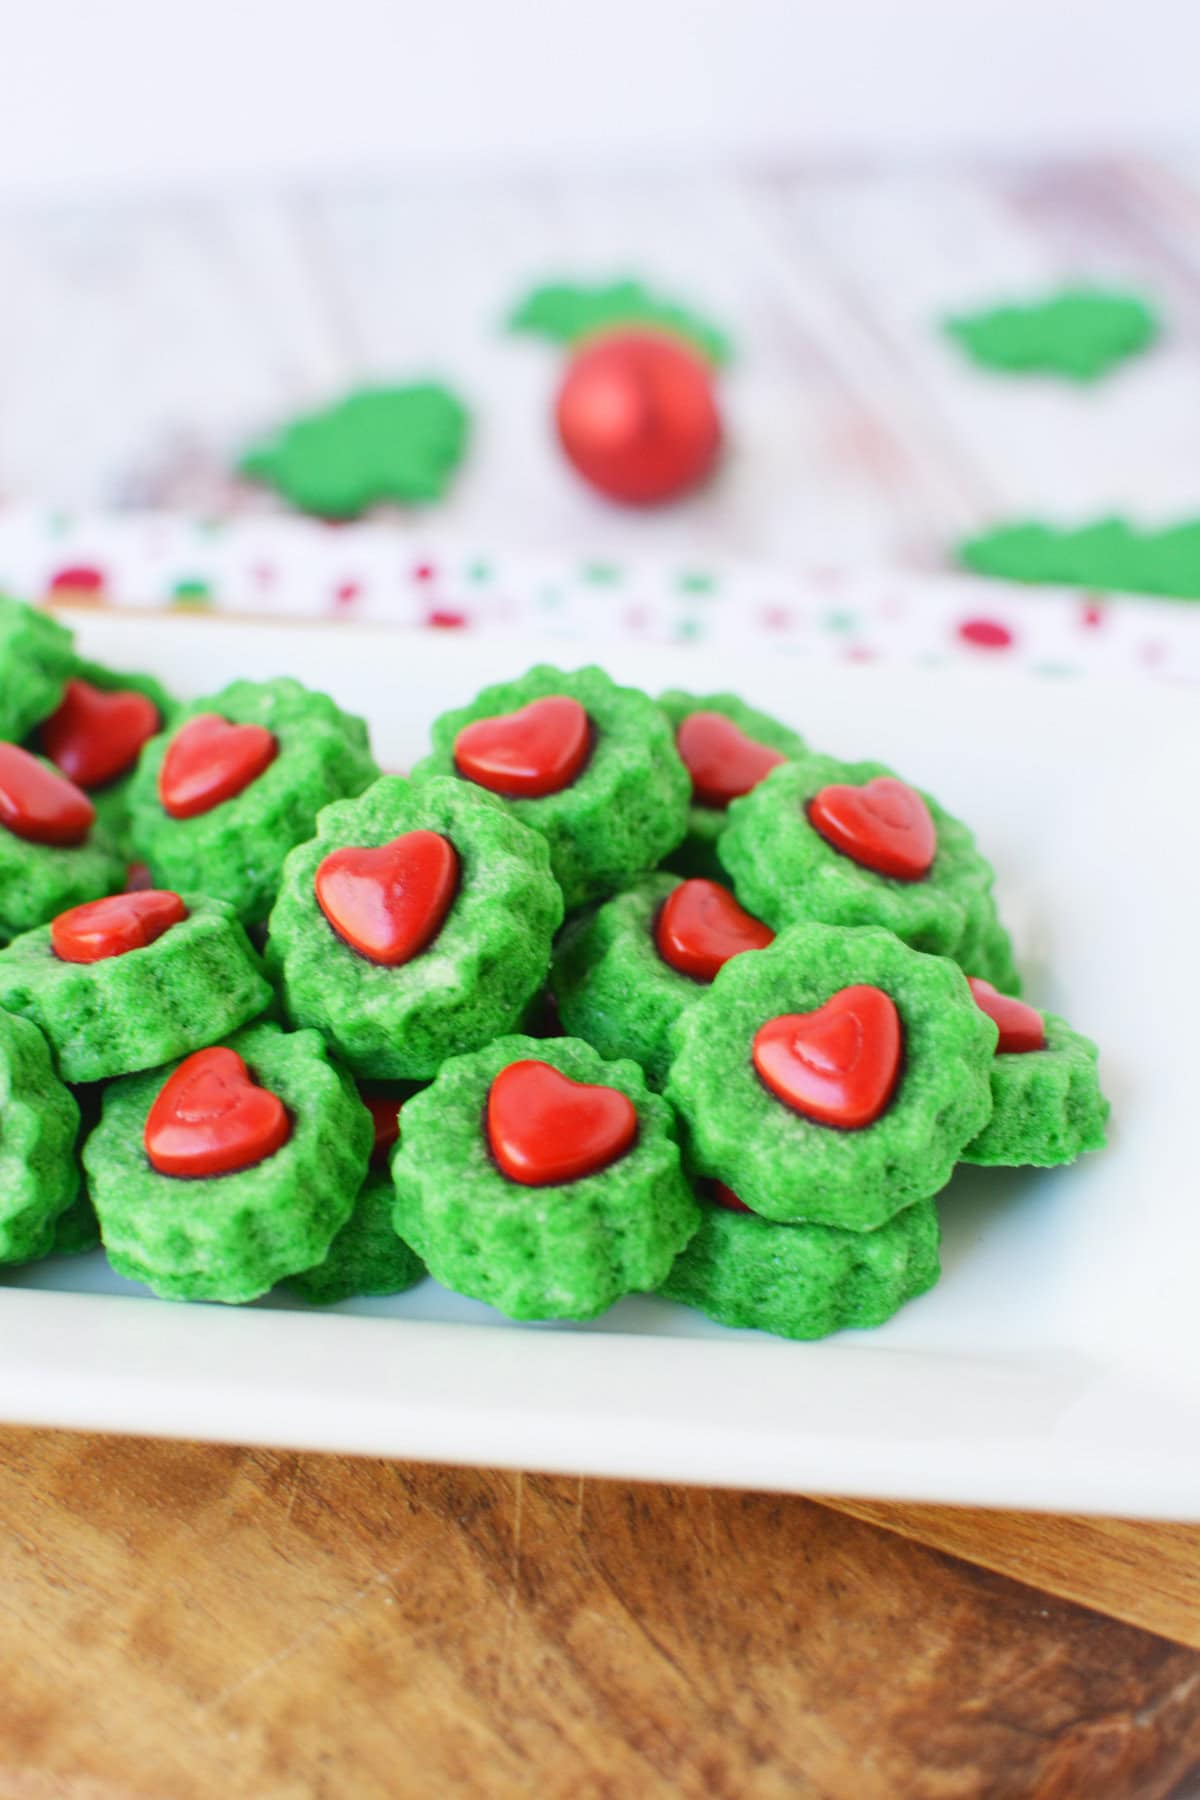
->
[718,751,996,960]
[0,750,124,939]
[268,775,563,1080]
[661,1188,940,1339]
[955,890,1022,997]
[288,1173,425,1305]
[0,891,272,1083]
[962,996,1109,1167]
[47,1189,101,1257]
[0,594,75,742]
[392,1034,700,1320]
[414,665,689,910]
[657,690,806,879]
[127,677,377,923]
[85,1021,372,1303]
[36,659,176,854]
[553,871,774,1088]
[665,923,997,1230]
[0,1008,80,1263]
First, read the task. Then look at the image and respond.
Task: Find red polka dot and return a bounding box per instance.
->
[845,643,875,662]
[412,562,436,584]
[958,617,1014,651]
[760,605,794,632]
[1081,600,1106,629]
[334,580,361,608]
[47,564,105,595]
[252,562,276,588]
[425,608,467,629]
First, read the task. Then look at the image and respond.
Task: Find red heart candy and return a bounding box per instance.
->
[808,777,935,880]
[967,978,1046,1054]
[753,985,901,1129]
[51,889,188,964]
[655,878,774,982]
[40,678,161,789]
[453,696,589,798]
[159,713,278,819]
[712,1182,754,1214]
[144,1046,291,1177]
[315,831,459,965]
[675,712,787,809]
[0,742,95,847]
[486,1059,638,1186]
[362,1092,404,1167]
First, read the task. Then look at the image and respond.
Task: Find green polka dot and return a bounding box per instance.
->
[678,570,718,595]
[581,562,621,587]
[467,560,493,584]
[823,610,857,634]
[171,577,212,607]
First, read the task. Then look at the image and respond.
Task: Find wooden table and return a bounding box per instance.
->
[4,1429,1200,1798]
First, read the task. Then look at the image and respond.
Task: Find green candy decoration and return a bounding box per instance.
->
[944,287,1159,382]
[509,278,732,365]
[959,516,1200,601]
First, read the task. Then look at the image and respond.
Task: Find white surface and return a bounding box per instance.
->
[4,3,1200,198]
[5,607,1199,1515]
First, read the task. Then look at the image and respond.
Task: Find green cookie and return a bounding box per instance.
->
[0,595,75,742]
[287,1172,425,1305]
[963,1011,1109,1167]
[0,758,124,940]
[0,1008,80,1263]
[656,690,806,880]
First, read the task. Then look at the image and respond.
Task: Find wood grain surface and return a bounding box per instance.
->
[1,1430,1199,1799]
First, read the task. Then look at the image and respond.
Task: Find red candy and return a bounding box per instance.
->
[51,889,187,964]
[40,678,160,789]
[675,712,787,809]
[808,777,935,881]
[144,1046,290,1177]
[712,1182,754,1215]
[0,742,95,846]
[486,1059,638,1186]
[555,330,721,506]
[315,831,458,966]
[655,879,775,982]
[453,696,589,798]
[159,714,277,819]
[753,985,901,1129]
[363,1092,403,1167]
[967,978,1046,1054]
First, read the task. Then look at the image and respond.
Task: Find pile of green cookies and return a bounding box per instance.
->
[0,594,1108,1338]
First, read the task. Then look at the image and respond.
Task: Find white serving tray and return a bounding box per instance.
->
[3,609,1198,1518]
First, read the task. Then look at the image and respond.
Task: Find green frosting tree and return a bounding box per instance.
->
[944,287,1159,382]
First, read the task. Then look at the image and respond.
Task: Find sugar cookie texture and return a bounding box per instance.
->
[288,1172,424,1305]
[661,1194,940,1339]
[666,924,996,1230]
[959,517,1200,601]
[944,287,1159,382]
[0,895,272,1083]
[0,595,74,742]
[268,775,563,1080]
[963,1012,1108,1167]
[239,383,470,516]
[508,278,733,365]
[85,1021,371,1303]
[0,763,124,939]
[0,1008,80,1263]
[128,678,377,923]
[392,1034,699,1320]
[415,665,690,909]
[657,690,806,878]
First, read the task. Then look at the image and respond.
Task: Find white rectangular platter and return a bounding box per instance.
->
[4,609,1198,1518]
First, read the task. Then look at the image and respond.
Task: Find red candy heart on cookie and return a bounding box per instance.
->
[0,742,95,846]
[453,696,589,798]
[655,878,775,982]
[51,889,188,964]
[315,831,459,965]
[41,678,161,789]
[753,985,901,1129]
[967,978,1046,1054]
[808,777,935,881]
[487,1059,638,1186]
[675,712,787,809]
[159,714,277,819]
[144,1046,291,1177]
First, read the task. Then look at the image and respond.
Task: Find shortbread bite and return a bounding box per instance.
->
[52,659,176,851]
[662,1193,940,1339]
[718,752,996,959]
[665,924,996,1230]
[287,1172,425,1305]
[963,1012,1109,1167]
[0,1008,80,1263]
[0,595,74,742]
[128,677,377,923]
[0,771,124,939]
[85,1021,371,1303]
[392,1035,700,1321]
[414,665,689,909]
[268,775,563,1079]
[657,690,806,879]
[554,872,706,1087]
[0,895,272,1083]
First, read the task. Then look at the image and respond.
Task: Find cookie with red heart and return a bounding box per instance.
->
[0,891,272,1083]
[657,690,806,879]
[267,775,563,1080]
[391,1034,699,1320]
[665,921,997,1229]
[0,746,125,942]
[962,995,1108,1168]
[0,593,76,744]
[415,664,690,910]
[35,658,175,848]
[84,1021,373,1303]
[126,677,378,924]
[553,870,774,1087]
[0,1007,81,1266]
